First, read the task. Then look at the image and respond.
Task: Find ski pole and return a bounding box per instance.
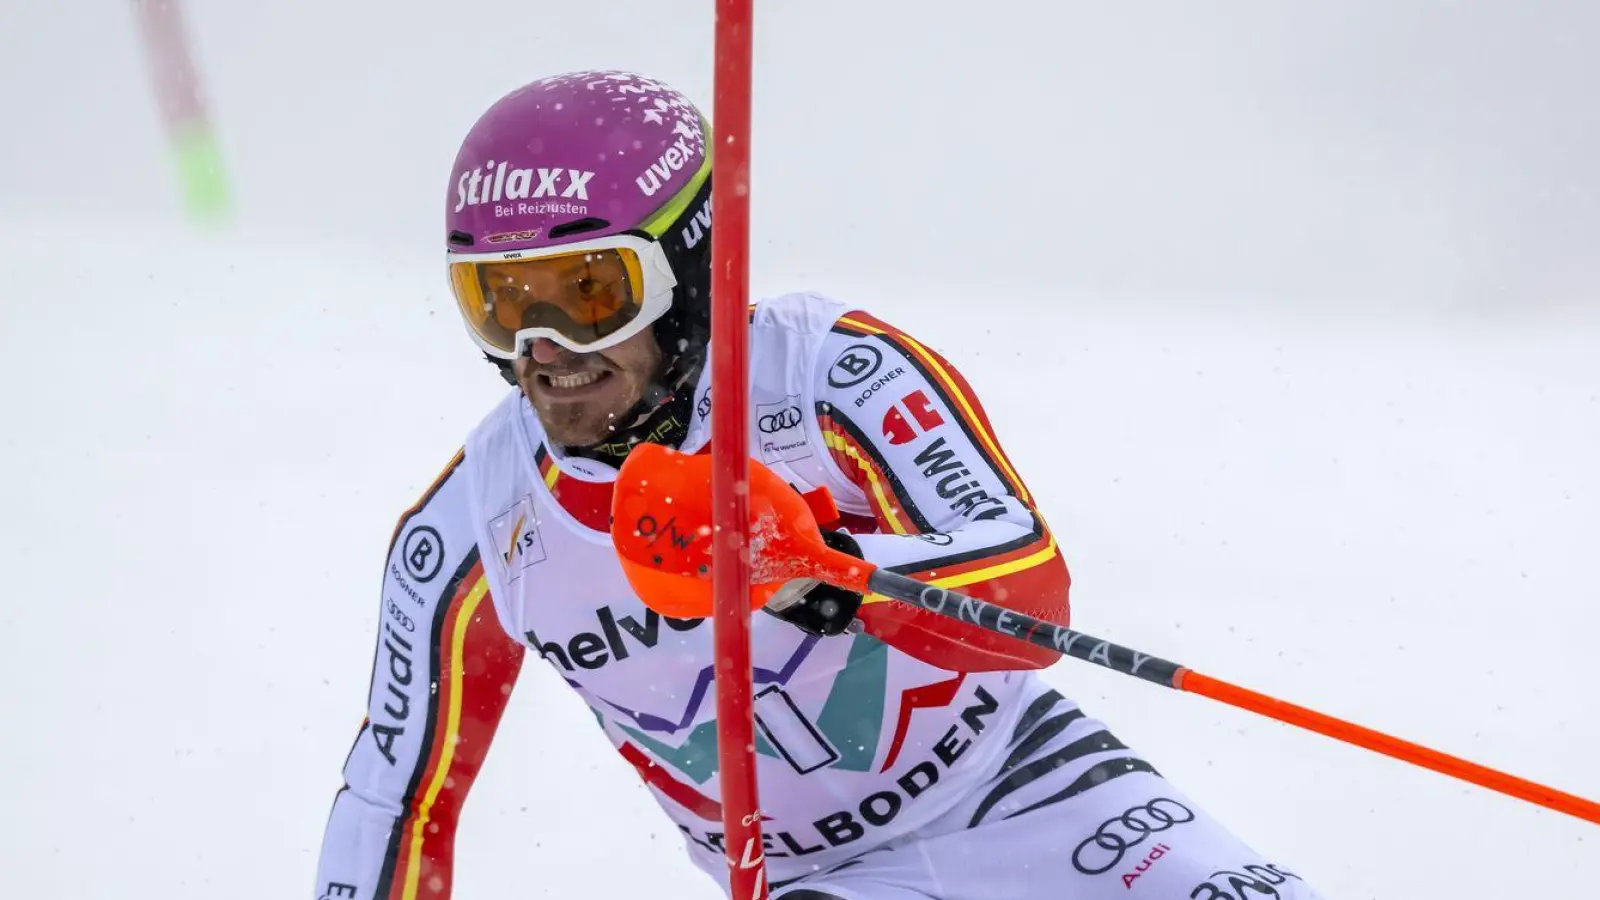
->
[609,442,1600,829]
[866,567,1600,827]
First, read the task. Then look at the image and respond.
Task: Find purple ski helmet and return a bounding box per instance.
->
[444,70,713,385]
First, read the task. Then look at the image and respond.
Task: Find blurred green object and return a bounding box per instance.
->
[174,121,231,223]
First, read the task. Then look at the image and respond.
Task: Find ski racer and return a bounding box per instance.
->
[312,70,1325,900]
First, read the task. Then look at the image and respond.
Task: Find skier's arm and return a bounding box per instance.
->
[313,450,526,900]
[813,311,1069,671]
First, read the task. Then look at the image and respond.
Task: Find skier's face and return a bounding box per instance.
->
[514,330,664,447]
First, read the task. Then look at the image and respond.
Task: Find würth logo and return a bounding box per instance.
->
[911,437,1007,521]
[881,390,946,445]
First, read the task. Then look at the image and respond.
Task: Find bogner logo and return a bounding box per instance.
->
[455,161,595,211]
[526,606,705,672]
[636,134,699,197]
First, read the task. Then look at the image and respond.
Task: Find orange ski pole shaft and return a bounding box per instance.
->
[864,568,1600,827]
[1174,669,1600,825]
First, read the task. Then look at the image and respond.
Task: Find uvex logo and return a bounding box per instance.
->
[526,606,705,672]
[636,134,699,197]
[455,161,594,211]
[881,390,946,445]
[681,200,712,249]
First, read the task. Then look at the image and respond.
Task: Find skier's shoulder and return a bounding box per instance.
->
[382,389,525,567]
[751,290,911,371]
[750,290,852,338]
[752,292,930,355]
[380,442,477,615]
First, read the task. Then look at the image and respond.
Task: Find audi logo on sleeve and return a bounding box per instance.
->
[1071,797,1195,875]
[755,394,812,465]
[759,406,802,434]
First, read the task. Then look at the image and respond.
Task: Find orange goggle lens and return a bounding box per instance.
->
[449,246,648,353]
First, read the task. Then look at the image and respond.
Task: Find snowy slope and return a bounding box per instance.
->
[3,0,1598,896]
[1,223,1595,899]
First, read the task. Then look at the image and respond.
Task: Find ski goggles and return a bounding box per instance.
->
[447,233,678,359]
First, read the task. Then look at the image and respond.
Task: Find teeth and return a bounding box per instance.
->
[546,371,602,389]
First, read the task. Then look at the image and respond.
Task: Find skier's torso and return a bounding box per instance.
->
[319,291,1073,899]
[460,294,1033,882]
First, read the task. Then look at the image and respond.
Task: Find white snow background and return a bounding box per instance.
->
[1,2,1597,898]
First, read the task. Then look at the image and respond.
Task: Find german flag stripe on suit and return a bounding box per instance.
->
[816,403,934,535]
[823,312,1059,592]
[832,311,1034,506]
[388,449,466,549]
[821,311,1070,670]
[371,550,524,900]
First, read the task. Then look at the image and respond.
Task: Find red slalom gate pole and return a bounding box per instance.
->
[710,3,767,900]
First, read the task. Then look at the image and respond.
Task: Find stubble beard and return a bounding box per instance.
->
[535,396,632,447]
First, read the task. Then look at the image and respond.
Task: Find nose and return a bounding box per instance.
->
[528,338,563,364]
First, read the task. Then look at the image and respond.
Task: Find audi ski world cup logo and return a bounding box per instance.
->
[756,394,812,465]
[758,405,802,434]
[401,525,444,584]
[1072,797,1195,876]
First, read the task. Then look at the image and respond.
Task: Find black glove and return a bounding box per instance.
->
[762,530,865,636]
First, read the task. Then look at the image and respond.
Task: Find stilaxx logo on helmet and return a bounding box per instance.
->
[454,161,595,211]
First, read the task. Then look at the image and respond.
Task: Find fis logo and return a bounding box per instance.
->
[488,496,548,583]
[881,390,946,445]
[455,161,595,211]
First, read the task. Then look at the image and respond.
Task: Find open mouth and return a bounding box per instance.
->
[536,369,614,396]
